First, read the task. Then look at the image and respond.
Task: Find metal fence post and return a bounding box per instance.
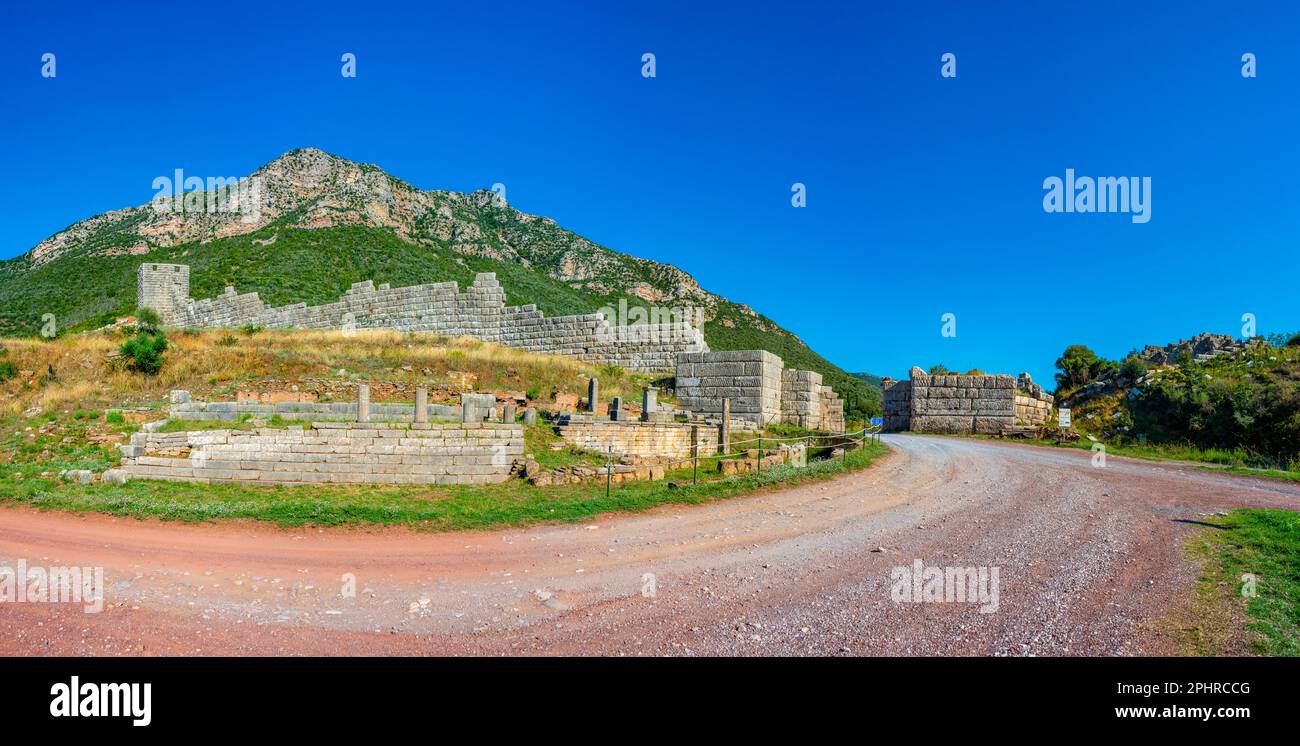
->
[758,434,763,474]
[606,445,612,498]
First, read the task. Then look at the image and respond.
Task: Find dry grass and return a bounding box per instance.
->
[0,328,660,417]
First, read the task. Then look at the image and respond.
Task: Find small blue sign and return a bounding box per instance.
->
[870,417,883,427]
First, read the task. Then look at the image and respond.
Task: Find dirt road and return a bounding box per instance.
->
[2,435,1296,656]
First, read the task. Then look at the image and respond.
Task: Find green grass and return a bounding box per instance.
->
[937,431,1300,483]
[0,440,890,531]
[523,422,607,469]
[1187,508,1300,656]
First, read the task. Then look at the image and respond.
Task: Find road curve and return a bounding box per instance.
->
[2,435,1297,656]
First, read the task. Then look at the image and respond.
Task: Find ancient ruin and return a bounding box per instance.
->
[137,263,706,372]
[881,367,1053,434]
[674,350,845,430]
[120,420,523,486]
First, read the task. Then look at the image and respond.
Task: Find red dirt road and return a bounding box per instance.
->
[2,435,1297,656]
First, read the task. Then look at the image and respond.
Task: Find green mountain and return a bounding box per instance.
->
[850,372,883,387]
[0,148,878,418]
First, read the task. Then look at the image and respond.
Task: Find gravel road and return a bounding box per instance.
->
[2,435,1296,656]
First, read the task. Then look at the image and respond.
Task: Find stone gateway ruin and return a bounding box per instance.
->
[881,367,1053,434]
[137,263,706,372]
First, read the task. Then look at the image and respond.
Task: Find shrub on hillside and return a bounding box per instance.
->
[1120,355,1147,380]
[1129,357,1300,467]
[120,331,168,375]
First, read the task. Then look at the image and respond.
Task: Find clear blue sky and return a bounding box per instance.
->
[2,1,1297,388]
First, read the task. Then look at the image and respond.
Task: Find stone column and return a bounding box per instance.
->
[357,384,371,423]
[641,387,657,422]
[524,406,537,426]
[502,402,516,424]
[720,397,731,454]
[461,393,475,423]
[587,377,599,413]
[610,396,622,421]
[414,386,428,424]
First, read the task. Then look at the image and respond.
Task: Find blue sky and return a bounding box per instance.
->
[2,1,1297,388]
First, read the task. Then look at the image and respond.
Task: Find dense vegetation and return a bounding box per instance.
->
[1054,341,1300,469]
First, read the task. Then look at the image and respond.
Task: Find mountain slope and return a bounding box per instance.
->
[0,148,877,418]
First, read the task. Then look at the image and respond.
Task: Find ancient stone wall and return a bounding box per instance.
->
[675,350,786,426]
[170,397,462,422]
[556,420,719,460]
[816,383,846,432]
[1014,394,1052,426]
[881,378,912,432]
[882,367,1055,433]
[137,263,706,372]
[118,421,522,485]
[137,263,190,323]
[911,371,1017,434]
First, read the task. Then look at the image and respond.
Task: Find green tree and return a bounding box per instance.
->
[1055,344,1102,390]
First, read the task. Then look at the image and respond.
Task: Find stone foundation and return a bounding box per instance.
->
[118,421,522,485]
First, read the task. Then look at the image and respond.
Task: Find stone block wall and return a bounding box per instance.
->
[119,421,522,485]
[911,371,1016,434]
[137,263,190,323]
[138,263,706,373]
[881,377,912,431]
[781,369,822,427]
[781,369,845,431]
[1015,373,1055,425]
[169,398,462,422]
[817,383,846,432]
[882,367,1054,434]
[1014,394,1052,426]
[556,420,719,460]
[675,350,786,426]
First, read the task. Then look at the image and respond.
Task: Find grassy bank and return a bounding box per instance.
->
[0,440,889,531]
[1184,508,1300,656]
[934,431,1300,483]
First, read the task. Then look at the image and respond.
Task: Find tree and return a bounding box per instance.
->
[928,363,950,375]
[1054,344,1101,390]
